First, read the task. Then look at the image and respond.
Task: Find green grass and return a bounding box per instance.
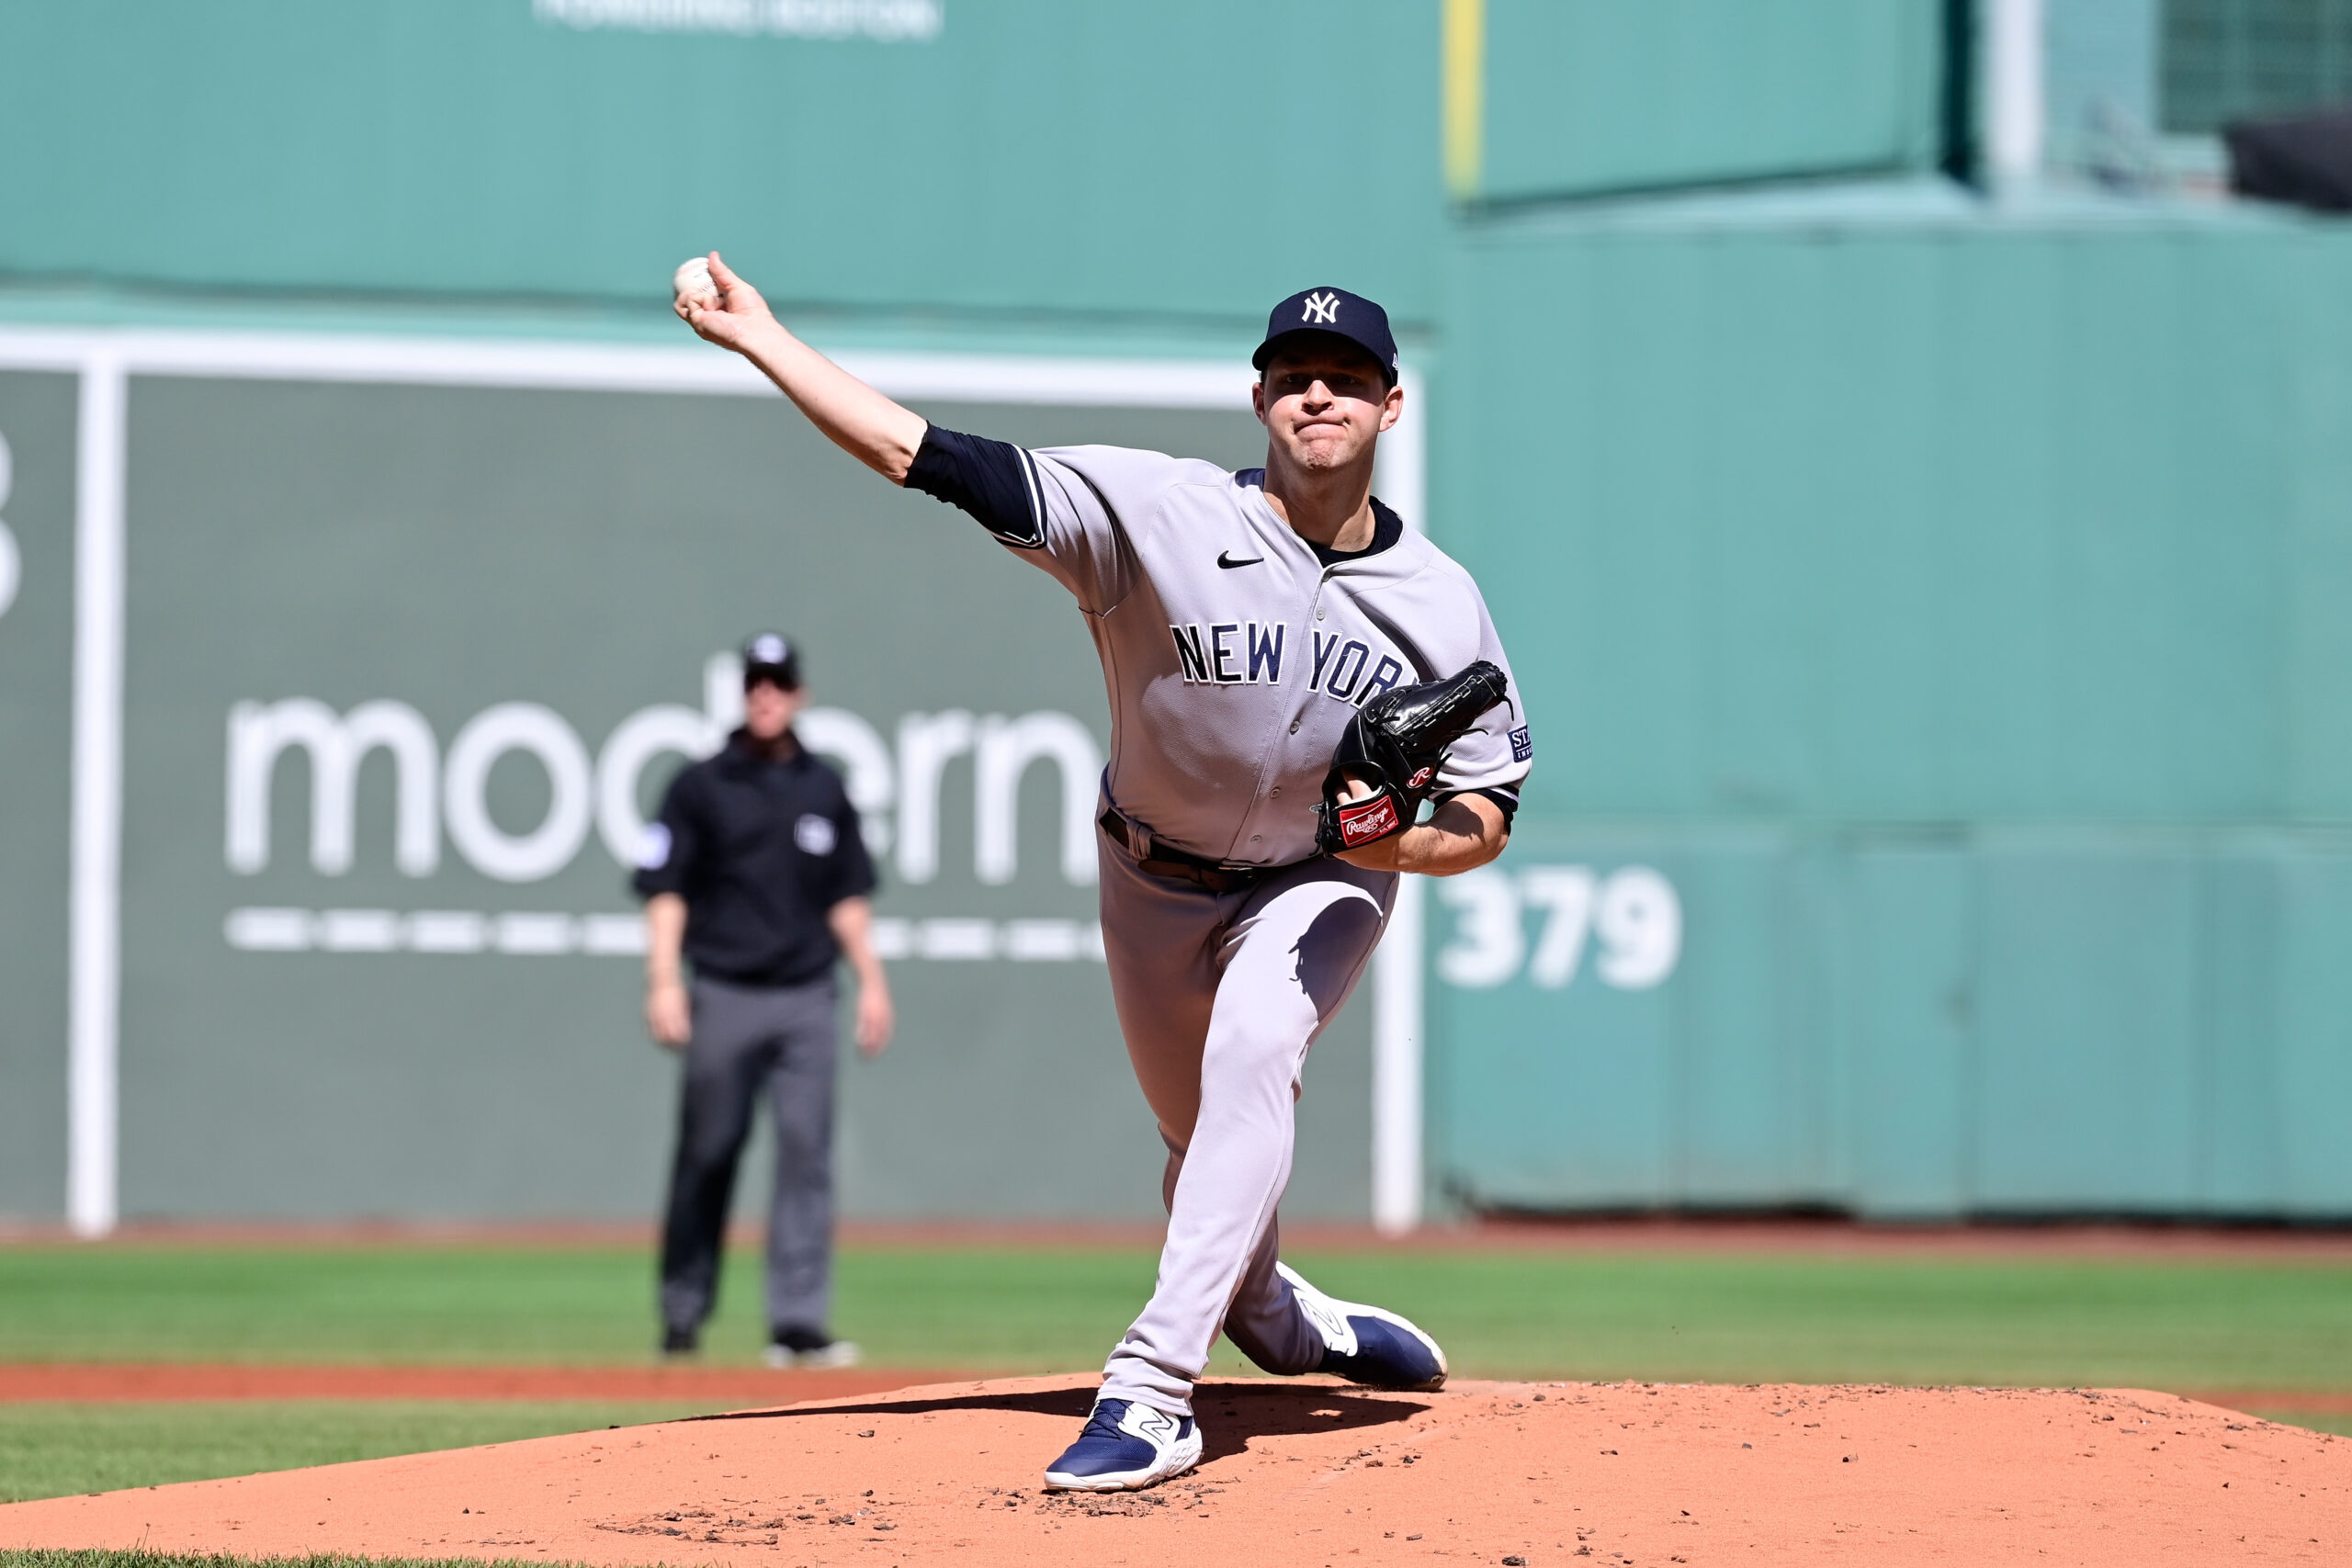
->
[2250,1409,2352,1437]
[3,1240,2346,1390]
[0,1244,1159,1369]
[1281,1250,2352,1391]
[0,1404,697,1506]
[0,1238,2346,1505]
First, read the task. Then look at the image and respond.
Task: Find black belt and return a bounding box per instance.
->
[1097,807,1270,895]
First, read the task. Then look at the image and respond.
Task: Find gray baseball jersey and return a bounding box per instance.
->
[903,425,1530,1422]
[995,445,1532,860]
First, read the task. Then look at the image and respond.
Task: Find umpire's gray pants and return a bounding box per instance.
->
[658,974,840,1338]
[1092,828,1397,1417]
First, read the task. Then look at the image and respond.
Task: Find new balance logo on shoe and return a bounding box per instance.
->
[1043,1398,1204,1493]
[1278,1261,1446,1391]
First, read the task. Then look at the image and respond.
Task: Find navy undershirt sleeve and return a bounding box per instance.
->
[903,423,1046,547]
[1441,786,1520,829]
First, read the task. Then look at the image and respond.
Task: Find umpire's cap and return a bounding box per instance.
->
[741,632,802,691]
[1252,287,1398,386]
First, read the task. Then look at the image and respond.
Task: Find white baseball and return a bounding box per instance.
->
[673,256,717,309]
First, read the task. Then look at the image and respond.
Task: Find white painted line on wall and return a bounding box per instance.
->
[1987,0,2045,187]
[67,353,126,1240]
[532,0,945,44]
[0,523,20,623]
[0,329,1253,411]
[220,908,1112,964]
[1374,367,1427,534]
[1373,875,1427,1235]
[1371,361,1430,1234]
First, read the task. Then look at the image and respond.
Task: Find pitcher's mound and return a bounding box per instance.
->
[4,1374,2346,1563]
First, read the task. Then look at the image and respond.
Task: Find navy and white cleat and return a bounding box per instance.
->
[1278,1261,1449,1392]
[1042,1398,1204,1492]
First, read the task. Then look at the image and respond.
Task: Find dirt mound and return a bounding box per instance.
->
[4,1374,2346,1563]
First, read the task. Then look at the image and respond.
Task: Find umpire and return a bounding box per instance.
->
[633,632,894,1367]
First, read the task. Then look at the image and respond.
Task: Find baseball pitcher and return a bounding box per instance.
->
[676,256,1531,1491]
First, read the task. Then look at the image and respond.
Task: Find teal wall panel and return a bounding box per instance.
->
[0,372,74,1222]
[1427,825,1794,1212]
[2284,249,2352,815]
[1476,0,1944,202]
[1440,212,2341,828]
[1970,848,2202,1210]
[1670,843,1828,1203]
[0,2,1442,330]
[1428,199,2352,1217]
[1426,835,1686,1209]
[1427,829,2352,1218]
[2201,851,2284,1213]
[2274,852,2352,1213]
[1834,840,1974,1217]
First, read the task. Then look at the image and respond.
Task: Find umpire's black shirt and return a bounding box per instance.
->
[631,728,877,988]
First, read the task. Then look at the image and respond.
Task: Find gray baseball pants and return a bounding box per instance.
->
[1092,825,1397,1417]
[658,974,840,1339]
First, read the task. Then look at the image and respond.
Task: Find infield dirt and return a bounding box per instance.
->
[3,1373,2345,1564]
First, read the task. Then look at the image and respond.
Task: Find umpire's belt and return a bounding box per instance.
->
[1098,806,1266,896]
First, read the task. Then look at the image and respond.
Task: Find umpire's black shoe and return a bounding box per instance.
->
[660,1325,698,1359]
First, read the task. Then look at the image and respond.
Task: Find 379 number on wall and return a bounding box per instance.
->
[1435,865,1682,990]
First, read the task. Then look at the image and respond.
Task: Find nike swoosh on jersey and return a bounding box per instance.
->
[1216,551,1265,569]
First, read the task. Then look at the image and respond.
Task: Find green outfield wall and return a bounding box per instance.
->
[0,0,1442,333]
[6,5,2352,1228]
[1462,0,1949,203]
[1430,193,2352,1217]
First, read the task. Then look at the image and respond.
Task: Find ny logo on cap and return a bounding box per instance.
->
[1301,291,1340,324]
[751,635,788,663]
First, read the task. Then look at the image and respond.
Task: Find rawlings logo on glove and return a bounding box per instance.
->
[1332,793,1401,848]
[1314,660,1510,856]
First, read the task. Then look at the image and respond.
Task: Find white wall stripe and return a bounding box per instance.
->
[0,328,1254,410]
[67,353,127,1239]
[1987,0,2046,188]
[1371,365,1430,1234]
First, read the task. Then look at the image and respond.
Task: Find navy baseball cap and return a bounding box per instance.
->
[1251,287,1398,386]
[741,631,801,690]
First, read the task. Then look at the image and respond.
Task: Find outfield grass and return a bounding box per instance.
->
[0,1404,697,1506]
[0,1238,2346,1503]
[1284,1249,2352,1391]
[3,1240,2346,1390]
[0,1244,1159,1370]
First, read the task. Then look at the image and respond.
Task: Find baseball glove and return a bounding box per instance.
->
[1314,660,1510,854]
